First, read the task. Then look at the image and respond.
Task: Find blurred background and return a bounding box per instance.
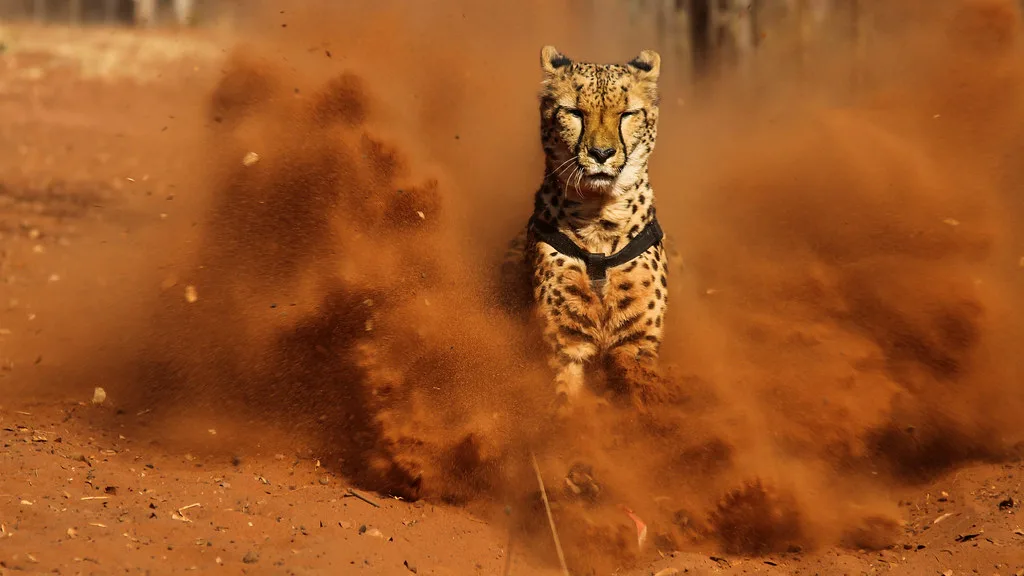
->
[0,0,874,85]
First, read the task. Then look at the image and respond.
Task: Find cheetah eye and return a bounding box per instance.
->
[621,110,641,120]
[563,108,584,119]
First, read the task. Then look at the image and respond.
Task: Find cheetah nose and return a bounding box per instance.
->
[587,146,616,164]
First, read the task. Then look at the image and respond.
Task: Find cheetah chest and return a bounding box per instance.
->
[529,242,669,355]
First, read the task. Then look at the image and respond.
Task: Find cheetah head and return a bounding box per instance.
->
[538,45,661,198]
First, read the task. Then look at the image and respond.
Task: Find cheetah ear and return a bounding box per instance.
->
[540,45,572,75]
[627,49,661,83]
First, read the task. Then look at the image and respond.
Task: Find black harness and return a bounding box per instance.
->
[528,215,665,284]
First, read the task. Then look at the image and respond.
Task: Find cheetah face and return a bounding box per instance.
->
[538,45,660,198]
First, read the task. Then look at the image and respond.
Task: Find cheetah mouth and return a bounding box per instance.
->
[583,173,617,187]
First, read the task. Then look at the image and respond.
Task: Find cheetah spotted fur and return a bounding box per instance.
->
[501,46,670,412]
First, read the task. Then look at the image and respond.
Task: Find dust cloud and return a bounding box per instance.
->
[82,0,1024,573]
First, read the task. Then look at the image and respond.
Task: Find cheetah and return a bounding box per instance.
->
[501,46,670,412]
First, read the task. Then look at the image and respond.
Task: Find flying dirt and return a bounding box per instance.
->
[6,0,1024,574]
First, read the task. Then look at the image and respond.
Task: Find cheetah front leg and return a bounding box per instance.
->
[554,356,584,401]
[530,247,604,412]
[603,257,671,407]
[605,343,669,408]
[549,348,591,413]
[598,291,671,403]
[539,309,599,414]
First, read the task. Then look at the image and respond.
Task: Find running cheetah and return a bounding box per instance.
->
[501,46,669,411]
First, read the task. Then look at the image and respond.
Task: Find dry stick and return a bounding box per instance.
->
[502,505,515,576]
[529,451,570,576]
[502,521,514,576]
[345,488,381,508]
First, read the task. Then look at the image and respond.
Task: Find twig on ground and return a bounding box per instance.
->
[530,451,570,576]
[346,488,381,508]
[503,505,515,576]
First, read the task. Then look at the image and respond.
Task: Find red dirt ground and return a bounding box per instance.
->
[3,2,1024,574]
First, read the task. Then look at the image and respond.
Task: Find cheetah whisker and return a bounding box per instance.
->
[565,165,581,200]
[551,157,576,178]
[570,166,584,200]
[573,168,585,200]
[544,158,575,183]
[573,166,584,199]
[553,160,578,183]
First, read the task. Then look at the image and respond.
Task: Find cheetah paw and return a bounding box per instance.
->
[564,462,601,503]
[552,391,574,420]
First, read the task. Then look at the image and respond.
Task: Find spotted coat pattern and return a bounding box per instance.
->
[502,46,669,410]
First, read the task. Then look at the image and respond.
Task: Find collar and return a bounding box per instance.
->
[528,215,665,283]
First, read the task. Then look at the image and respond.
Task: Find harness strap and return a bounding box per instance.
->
[528,215,665,283]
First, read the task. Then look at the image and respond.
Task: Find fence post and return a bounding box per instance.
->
[852,0,866,93]
[135,0,157,26]
[70,0,81,25]
[733,0,756,82]
[795,0,807,79]
[173,0,195,26]
[689,0,711,81]
[33,0,46,23]
[672,0,693,85]
[67,0,79,24]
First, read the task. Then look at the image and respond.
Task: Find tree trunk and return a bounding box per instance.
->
[134,0,157,26]
[33,0,46,23]
[173,0,194,26]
